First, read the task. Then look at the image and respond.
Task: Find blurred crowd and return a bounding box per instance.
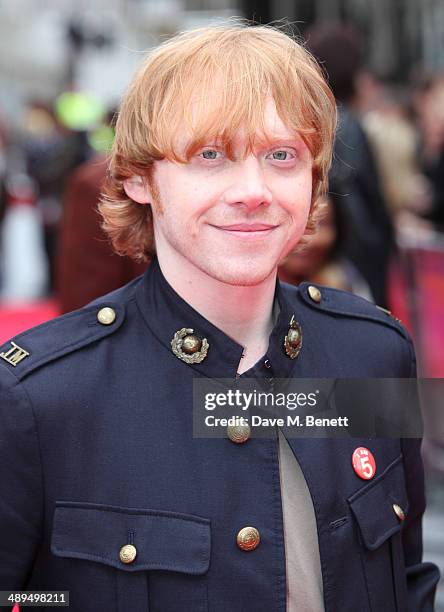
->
[0,23,444,378]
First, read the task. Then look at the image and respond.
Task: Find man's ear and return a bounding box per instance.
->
[123,175,151,204]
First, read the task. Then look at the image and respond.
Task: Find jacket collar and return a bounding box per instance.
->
[135,257,303,379]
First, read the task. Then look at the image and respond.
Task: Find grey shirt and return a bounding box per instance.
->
[278,429,324,611]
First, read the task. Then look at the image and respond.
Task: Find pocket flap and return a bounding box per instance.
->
[347,455,409,551]
[51,502,211,574]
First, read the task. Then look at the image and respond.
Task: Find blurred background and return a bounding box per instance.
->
[0,0,443,605]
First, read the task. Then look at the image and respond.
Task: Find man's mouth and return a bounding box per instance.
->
[209,223,278,234]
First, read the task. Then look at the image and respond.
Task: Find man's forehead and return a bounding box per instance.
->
[259,97,295,137]
[172,97,305,154]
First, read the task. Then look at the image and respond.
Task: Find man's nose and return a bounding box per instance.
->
[223,157,273,211]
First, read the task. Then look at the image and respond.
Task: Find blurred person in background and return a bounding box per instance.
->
[0,111,50,302]
[56,152,147,313]
[306,23,394,307]
[20,100,95,290]
[279,184,373,301]
[0,170,48,302]
[361,82,433,222]
[410,73,444,483]
[413,73,444,230]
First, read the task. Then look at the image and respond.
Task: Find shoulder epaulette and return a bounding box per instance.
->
[0,301,125,381]
[296,282,409,340]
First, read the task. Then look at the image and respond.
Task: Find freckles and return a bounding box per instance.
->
[188,226,199,240]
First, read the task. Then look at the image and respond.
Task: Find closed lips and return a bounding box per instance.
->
[211,223,278,231]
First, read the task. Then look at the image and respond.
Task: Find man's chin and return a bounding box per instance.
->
[202,261,277,287]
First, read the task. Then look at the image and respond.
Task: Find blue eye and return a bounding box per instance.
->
[201,150,219,160]
[271,151,289,160]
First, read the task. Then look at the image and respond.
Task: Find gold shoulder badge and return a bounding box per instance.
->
[0,341,30,366]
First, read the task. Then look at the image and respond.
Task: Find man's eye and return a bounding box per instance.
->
[201,150,220,160]
[268,150,294,161]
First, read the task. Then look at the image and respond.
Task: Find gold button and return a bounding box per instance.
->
[171,328,209,364]
[237,526,260,551]
[181,334,202,355]
[119,544,137,564]
[284,316,303,360]
[227,423,251,444]
[286,326,301,348]
[307,285,322,303]
[97,307,116,325]
[392,504,406,521]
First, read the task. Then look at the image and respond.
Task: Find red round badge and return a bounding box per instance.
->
[352,447,376,480]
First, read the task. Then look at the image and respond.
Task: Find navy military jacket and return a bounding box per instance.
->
[0,258,440,611]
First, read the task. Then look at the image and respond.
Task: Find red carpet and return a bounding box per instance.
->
[0,299,60,345]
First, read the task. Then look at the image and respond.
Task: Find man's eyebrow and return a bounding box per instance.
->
[254,135,308,148]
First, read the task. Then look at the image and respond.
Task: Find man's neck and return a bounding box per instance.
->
[157,253,278,374]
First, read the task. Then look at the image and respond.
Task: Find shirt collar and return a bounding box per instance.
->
[135,257,302,378]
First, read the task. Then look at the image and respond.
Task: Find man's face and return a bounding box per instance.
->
[128,98,314,286]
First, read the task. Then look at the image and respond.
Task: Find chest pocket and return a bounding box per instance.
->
[51,501,211,612]
[348,454,409,612]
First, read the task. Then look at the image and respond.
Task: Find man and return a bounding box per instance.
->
[0,24,439,611]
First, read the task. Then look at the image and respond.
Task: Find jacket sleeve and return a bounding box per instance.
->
[0,365,43,589]
[401,337,440,611]
[401,437,440,611]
